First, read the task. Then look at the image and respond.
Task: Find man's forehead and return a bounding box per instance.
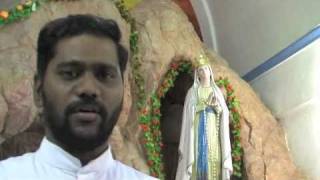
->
[52,34,118,66]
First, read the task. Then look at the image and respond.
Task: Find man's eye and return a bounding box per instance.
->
[95,70,115,81]
[60,70,79,80]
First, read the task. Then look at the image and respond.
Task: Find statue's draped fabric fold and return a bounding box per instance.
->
[176,66,233,180]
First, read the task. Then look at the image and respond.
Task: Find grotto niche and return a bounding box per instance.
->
[0,0,307,179]
[160,72,193,180]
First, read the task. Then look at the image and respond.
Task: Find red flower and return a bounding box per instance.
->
[147,160,154,166]
[226,84,233,92]
[151,172,157,177]
[160,142,164,148]
[140,124,149,131]
[153,109,161,115]
[171,63,178,70]
[233,155,241,161]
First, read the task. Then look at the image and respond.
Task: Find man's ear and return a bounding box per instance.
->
[33,74,43,108]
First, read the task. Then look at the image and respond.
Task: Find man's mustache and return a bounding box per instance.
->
[64,99,108,118]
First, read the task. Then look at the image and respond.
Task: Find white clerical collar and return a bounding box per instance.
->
[35,137,114,174]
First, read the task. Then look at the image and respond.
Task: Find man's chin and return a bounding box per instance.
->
[62,132,108,152]
[70,126,100,140]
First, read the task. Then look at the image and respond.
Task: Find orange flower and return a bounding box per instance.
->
[140,124,149,131]
[147,160,153,166]
[157,89,163,97]
[0,11,9,19]
[152,119,159,125]
[153,109,161,115]
[16,4,24,11]
[226,84,233,92]
[140,108,148,115]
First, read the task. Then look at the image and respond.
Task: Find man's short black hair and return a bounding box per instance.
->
[37,14,128,79]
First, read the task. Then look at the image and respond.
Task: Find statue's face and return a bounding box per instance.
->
[36,34,124,152]
[197,65,211,82]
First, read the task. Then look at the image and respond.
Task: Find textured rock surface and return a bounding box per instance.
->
[0,0,305,179]
[0,0,149,174]
[131,0,305,179]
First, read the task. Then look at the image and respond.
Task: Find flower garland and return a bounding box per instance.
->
[0,0,244,178]
[138,60,193,179]
[112,0,145,109]
[0,0,40,26]
[140,60,244,179]
[216,77,244,178]
[112,0,166,178]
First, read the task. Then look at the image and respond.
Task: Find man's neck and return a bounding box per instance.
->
[72,142,109,165]
[45,131,109,166]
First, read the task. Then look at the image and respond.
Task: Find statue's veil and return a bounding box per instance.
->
[176,64,233,180]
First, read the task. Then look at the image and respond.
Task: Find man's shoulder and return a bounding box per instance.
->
[0,152,35,166]
[113,160,159,180]
[0,152,36,178]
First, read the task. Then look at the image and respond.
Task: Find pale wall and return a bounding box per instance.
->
[203,0,320,76]
[250,39,320,180]
[190,0,218,52]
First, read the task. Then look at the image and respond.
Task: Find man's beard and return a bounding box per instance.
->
[42,95,122,153]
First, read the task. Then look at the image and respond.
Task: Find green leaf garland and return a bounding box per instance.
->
[0,0,41,26]
[0,0,244,178]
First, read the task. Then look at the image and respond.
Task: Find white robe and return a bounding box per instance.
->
[176,67,233,180]
[0,137,158,180]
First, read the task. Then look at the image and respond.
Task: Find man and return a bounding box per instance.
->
[0,14,158,180]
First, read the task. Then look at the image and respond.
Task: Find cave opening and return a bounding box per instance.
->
[160,72,193,180]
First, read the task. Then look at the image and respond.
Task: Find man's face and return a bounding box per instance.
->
[36,34,124,152]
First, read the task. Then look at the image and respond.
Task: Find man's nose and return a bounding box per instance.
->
[75,73,101,100]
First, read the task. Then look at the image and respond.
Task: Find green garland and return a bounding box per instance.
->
[138,60,193,179]
[112,0,145,108]
[216,77,244,178]
[0,0,244,178]
[112,0,165,178]
[140,59,244,179]
[0,0,40,26]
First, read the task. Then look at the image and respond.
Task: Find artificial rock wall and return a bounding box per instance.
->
[0,0,305,179]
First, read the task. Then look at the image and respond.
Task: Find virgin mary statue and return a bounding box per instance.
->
[176,54,233,180]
